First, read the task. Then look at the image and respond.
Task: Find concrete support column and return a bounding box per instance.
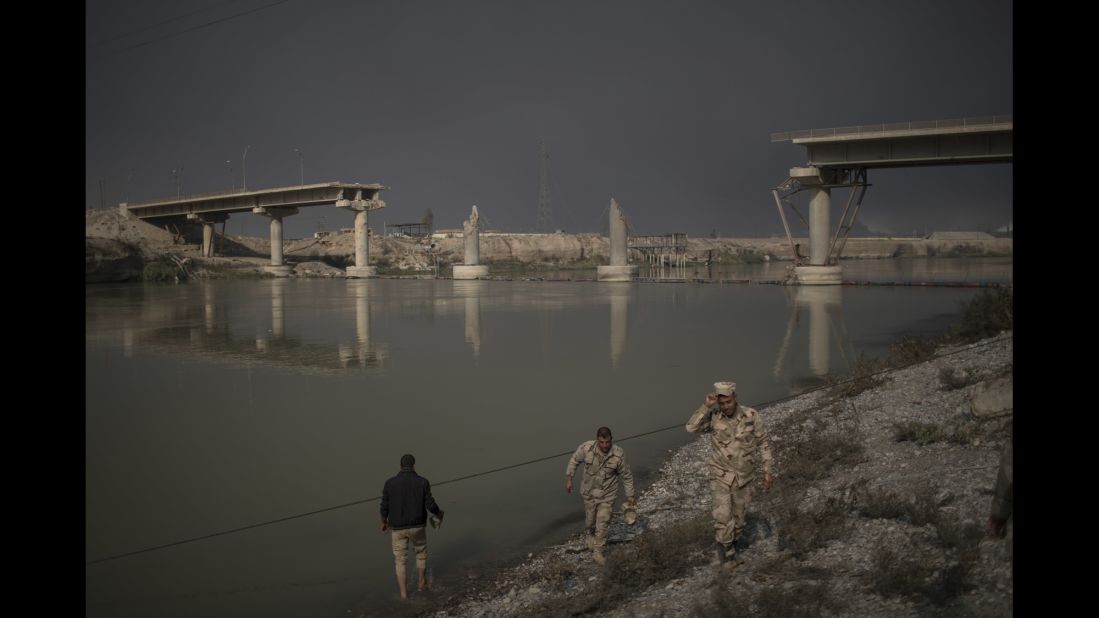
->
[354,210,369,268]
[187,212,228,257]
[202,223,215,257]
[809,187,831,266]
[252,206,298,276]
[454,205,488,279]
[609,198,627,266]
[340,191,385,278]
[270,216,285,266]
[598,198,638,282]
[464,224,480,265]
[788,167,842,285]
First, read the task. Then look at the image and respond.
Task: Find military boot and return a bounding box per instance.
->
[713,542,728,565]
[723,542,743,571]
[593,548,606,565]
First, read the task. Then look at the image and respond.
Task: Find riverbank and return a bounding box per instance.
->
[404,330,1013,617]
[85,209,1012,282]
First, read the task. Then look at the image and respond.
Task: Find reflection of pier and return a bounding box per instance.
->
[609,284,629,368]
[453,280,484,358]
[111,281,388,374]
[338,281,389,369]
[629,233,688,267]
[772,285,852,379]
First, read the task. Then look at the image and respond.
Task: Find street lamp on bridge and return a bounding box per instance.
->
[293,148,304,185]
[171,166,184,197]
[242,145,251,191]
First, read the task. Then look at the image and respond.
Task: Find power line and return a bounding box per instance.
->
[103,0,295,54]
[85,334,1011,566]
[87,0,246,48]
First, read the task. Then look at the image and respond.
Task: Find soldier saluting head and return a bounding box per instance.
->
[686,381,774,568]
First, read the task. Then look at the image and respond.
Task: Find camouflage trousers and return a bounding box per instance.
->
[711,477,754,546]
[391,526,428,570]
[584,499,614,549]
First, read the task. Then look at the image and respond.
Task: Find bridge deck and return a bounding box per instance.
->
[771,116,1012,169]
[124,182,387,220]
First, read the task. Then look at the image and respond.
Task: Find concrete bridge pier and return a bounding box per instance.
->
[454,205,489,279]
[187,212,229,257]
[598,198,638,282]
[339,192,383,278]
[789,167,842,285]
[252,206,298,276]
[345,210,377,278]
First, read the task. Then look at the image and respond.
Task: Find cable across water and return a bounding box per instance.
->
[86,334,1010,566]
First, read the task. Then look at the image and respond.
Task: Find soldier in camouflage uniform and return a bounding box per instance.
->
[565,426,636,565]
[686,381,774,566]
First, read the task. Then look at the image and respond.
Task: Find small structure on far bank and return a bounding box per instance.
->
[597,198,637,282]
[453,205,489,279]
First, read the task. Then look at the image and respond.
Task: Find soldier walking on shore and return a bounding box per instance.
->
[686,381,774,567]
[565,426,636,565]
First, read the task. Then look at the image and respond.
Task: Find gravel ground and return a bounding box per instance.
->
[418,332,1013,618]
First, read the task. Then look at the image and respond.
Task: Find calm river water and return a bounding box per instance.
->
[85,258,1011,617]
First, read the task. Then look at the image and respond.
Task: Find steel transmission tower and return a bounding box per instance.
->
[536,142,554,232]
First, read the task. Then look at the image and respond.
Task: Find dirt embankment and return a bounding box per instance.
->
[417,332,1014,618]
[85,209,1012,282]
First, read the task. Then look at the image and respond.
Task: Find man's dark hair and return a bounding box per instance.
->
[596,427,612,439]
[400,454,416,469]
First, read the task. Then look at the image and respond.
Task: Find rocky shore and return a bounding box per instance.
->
[415,332,1013,617]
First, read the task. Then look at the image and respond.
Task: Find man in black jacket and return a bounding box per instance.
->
[380,453,445,599]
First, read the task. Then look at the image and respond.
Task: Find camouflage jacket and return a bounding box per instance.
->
[566,441,635,503]
[686,403,774,487]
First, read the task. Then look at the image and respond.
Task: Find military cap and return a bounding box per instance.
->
[713,381,736,396]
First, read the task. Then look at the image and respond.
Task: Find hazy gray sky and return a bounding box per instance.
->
[86,0,1012,238]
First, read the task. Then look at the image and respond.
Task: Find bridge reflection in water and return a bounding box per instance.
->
[104,278,870,383]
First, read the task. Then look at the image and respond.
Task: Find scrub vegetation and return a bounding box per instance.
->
[518,515,713,617]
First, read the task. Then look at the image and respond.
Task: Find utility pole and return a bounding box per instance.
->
[536,141,554,233]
